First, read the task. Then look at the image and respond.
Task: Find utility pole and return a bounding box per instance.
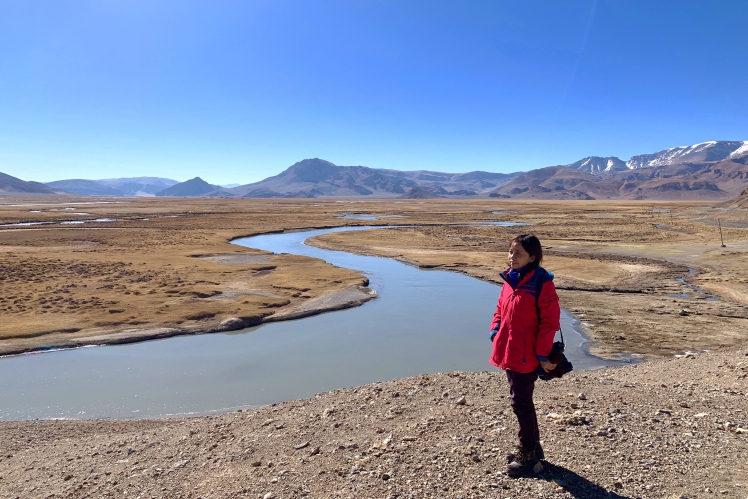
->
[718,219,726,248]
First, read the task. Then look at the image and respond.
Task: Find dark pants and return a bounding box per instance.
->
[506,370,539,451]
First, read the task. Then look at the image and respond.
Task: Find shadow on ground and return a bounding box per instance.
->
[530,462,633,499]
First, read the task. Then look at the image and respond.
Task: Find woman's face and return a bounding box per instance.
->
[508,241,535,270]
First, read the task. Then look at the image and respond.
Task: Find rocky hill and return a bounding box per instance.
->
[227,159,519,199]
[155,177,221,197]
[0,172,67,195]
[719,187,748,209]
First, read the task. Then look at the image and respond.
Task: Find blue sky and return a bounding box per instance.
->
[1,1,746,184]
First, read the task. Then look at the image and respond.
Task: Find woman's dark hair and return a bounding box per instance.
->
[511,234,543,269]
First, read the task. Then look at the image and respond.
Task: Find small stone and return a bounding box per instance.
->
[679,309,689,316]
[577,393,587,400]
[613,480,623,489]
[402,436,417,442]
[597,430,609,437]
[294,441,310,450]
[263,493,275,499]
[381,472,391,480]
[261,419,274,427]
[382,432,393,448]
[251,460,262,467]
[309,446,321,456]
[455,395,467,406]
[63,474,73,481]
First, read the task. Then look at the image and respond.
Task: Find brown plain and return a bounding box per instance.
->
[1,198,747,359]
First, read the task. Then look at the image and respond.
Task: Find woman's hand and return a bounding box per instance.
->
[540,360,557,373]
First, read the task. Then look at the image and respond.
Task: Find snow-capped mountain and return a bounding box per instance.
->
[566,156,629,174]
[626,141,748,169]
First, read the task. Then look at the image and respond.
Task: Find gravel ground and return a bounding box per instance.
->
[2,345,748,499]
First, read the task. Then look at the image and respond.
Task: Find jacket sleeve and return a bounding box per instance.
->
[535,280,561,361]
[489,285,504,340]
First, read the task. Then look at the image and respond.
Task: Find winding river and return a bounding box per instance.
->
[0,226,626,420]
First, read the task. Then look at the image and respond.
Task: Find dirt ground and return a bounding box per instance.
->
[2,344,747,499]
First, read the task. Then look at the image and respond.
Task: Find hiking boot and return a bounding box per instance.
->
[506,442,544,463]
[506,446,538,477]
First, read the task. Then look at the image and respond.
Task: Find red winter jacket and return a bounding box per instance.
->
[489,266,561,373]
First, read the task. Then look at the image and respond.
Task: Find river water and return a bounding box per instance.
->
[0,226,626,420]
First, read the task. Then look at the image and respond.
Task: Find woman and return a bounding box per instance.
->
[488,234,560,477]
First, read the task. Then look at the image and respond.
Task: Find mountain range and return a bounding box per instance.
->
[2,140,747,201]
[44,177,178,196]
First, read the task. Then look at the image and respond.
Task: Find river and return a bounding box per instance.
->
[0,226,626,420]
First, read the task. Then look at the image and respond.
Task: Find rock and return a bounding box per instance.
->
[294,441,310,450]
[578,393,587,400]
[382,432,393,448]
[597,430,609,437]
[679,309,690,316]
[250,460,262,467]
[402,436,417,442]
[455,395,467,406]
[309,446,321,456]
[219,317,244,330]
[261,418,274,427]
[381,472,391,480]
[613,480,623,489]
[263,493,275,499]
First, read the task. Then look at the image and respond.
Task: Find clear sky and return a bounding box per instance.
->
[1,1,747,185]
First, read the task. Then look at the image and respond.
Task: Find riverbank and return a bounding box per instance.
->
[0,198,377,356]
[2,343,747,499]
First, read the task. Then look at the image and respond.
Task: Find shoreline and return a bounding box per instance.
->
[0,284,376,357]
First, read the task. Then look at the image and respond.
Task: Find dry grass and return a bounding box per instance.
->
[1,197,747,359]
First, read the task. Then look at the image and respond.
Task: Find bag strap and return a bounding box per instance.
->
[535,269,565,347]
